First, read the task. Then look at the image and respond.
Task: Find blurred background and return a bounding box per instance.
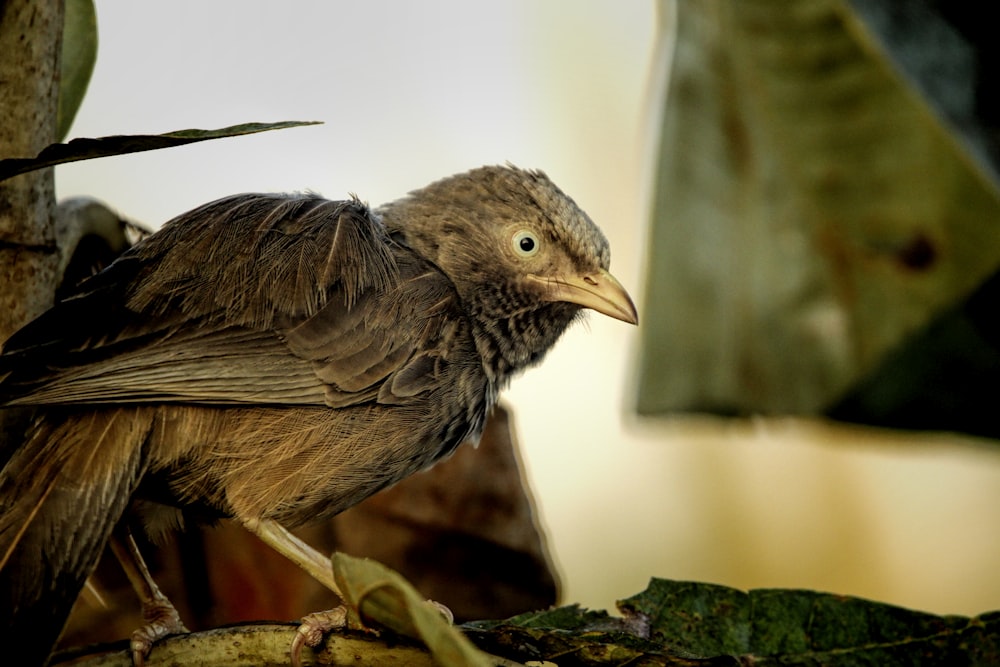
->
[54,0,1000,619]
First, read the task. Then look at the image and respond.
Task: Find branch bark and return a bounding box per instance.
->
[0,0,63,342]
[50,624,445,667]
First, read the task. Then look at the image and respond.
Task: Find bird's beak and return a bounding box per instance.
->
[528,268,639,325]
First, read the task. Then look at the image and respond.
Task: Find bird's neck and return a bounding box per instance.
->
[468,303,579,387]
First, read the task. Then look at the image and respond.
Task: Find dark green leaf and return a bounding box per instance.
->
[58,0,98,141]
[617,578,1000,665]
[0,121,322,182]
[466,579,1000,665]
[620,580,750,655]
[465,604,614,632]
[826,232,1000,438]
[462,621,692,667]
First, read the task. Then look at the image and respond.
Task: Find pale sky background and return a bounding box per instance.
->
[56,1,1000,617]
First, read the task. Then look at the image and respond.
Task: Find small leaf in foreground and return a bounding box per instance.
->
[331,552,494,667]
[0,121,322,182]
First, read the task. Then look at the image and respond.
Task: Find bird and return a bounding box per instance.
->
[0,164,637,665]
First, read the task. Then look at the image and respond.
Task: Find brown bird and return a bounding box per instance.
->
[0,165,637,665]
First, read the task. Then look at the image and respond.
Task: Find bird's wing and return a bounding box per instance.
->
[0,193,467,408]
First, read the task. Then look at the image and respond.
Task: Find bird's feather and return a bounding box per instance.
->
[0,194,459,409]
[0,408,154,666]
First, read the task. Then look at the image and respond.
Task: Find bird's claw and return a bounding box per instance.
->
[291,606,353,667]
[425,598,454,624]
[129,595,189,666]
[289,599,454,667]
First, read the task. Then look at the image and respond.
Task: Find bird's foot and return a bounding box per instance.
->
[291,606,361,667]
[129,592,189,666]
[289,599,453,667]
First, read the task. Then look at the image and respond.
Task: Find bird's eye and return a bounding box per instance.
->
[512,230,540,258]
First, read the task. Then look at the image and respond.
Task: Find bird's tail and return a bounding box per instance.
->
[0,407,153,666]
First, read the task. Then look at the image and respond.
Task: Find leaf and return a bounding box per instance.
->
[841,1,1000,191]
[464,606,688,666]
[58,0,98,141]
[826,264,1000,438]
[636,0,1000,419]
[466,579,1000,665]
[469,604,616,632]
[0,121,322,182]
[616,578,1000,664]
[331,553,495,667]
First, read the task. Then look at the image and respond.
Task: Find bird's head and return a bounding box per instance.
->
[378,165,637,374]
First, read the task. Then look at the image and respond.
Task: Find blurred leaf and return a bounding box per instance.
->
[332,553,495,667]
[58,0,98,141]
[841,1,1000,190]
[818,2,1000,435]
[53,197,151,300]
[0,121,321,182]
[826,264,1000,438]
[637,0,1000,420]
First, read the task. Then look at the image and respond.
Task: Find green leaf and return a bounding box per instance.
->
[468,604,614,631]
[635,1,1000,418]
[0,121,322,183]
[465,579,1000,665]
[331,553,495,667]
[463,610,673,666]
[58,0,98,141]
[616,578,1000,664]
[620,579,751,655]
